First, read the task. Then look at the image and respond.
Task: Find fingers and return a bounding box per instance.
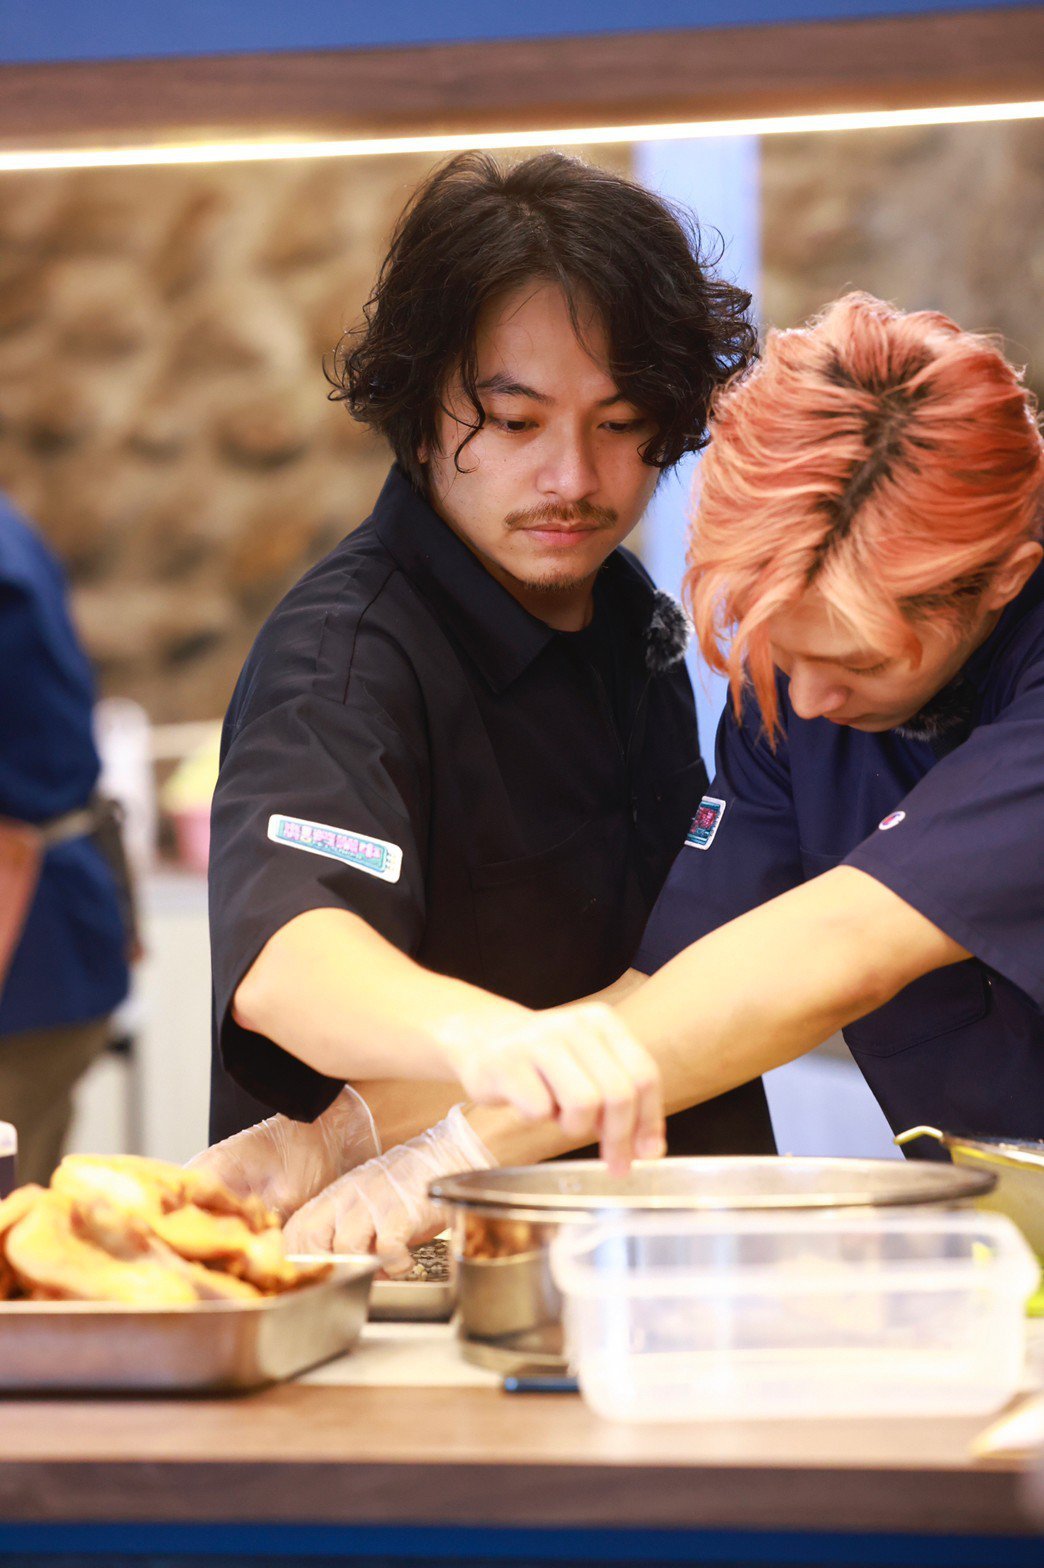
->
[465,1055,556,1123]
[185,1144,257,1202]
[282,1190,337,1255]
[459,1004,665,1172]
[536,1008,661,1174]
[282,1165,423,1277]
[598,1014,666,1164]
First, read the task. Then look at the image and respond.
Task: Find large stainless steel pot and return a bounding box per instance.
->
[430,1157,996,1372]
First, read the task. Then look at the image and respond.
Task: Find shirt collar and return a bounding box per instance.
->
[370,464,665,693]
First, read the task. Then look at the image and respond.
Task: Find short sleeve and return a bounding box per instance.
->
[846,664,1044,1011]
[635,692,804,974]
[209,631,430,1117]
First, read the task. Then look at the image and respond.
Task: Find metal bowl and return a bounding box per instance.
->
[897,1127,1044,1258]
[431,1156,996,1373]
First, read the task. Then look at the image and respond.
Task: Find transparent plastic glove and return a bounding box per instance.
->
[186,1085,381,1222]
[283,1104,493,1274]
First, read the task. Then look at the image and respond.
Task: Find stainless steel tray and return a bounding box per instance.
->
[369,1277,455,1321]
[368,1239,455,1321]
[0,1256,377,1394]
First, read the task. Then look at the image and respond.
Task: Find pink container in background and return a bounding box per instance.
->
[172,808,211,875]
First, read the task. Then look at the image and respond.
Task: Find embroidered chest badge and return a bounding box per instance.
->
[685,796,726,851]
[267,814,402,884]
[878,810,906,832]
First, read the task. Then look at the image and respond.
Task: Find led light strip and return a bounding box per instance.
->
[1,99,1042,172]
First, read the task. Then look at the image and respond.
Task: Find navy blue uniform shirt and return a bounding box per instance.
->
[638,563,1044,1152]
[208,466,775,1151]
[0,499,128,1034]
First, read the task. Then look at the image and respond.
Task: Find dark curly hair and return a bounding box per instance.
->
[327,151,757,490]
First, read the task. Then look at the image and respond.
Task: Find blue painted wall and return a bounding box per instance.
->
[0,1,1030,65]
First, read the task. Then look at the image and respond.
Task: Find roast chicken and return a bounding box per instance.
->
[0,1155,327,1305]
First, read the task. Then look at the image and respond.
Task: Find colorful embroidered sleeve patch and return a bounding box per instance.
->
[267,814,402,884]
[685,796,726,851]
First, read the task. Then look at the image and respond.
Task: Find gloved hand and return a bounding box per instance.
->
[186,1085,381,1222]
[282,1103,493,1273]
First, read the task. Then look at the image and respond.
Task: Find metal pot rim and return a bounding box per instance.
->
[430,1156,995,1213]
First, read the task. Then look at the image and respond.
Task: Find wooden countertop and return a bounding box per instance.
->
[0,1324,1040,1538]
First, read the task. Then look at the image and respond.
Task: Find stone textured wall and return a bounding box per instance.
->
[0,125,1039,723]
[760,119,1044,404]
[0,147,630,722]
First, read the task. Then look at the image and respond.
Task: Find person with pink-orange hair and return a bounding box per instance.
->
[605,291,1044,1151]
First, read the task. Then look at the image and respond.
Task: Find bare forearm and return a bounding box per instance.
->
[361,988,650,1162]
[619,867,968,1109]
[233,908,528,1081]
[354,1079,463,1149]
[466,870,967,1162]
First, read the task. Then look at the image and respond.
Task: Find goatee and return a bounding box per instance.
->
[893,675,978,743]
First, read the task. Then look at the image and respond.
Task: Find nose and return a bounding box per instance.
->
[536,427,599,505]
[788,663,850,721]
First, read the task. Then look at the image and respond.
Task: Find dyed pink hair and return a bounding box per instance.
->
[686,292,1044,735]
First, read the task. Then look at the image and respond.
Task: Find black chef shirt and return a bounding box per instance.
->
[208,465,775,1152]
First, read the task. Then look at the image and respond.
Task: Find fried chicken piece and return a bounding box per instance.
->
[150,1205,318,1293]
[0,1186,46,1301]
[51,1156,166,1220]
[53,1154,274,1233]
[5,1192,200,1307]
[0,1184,45,1244]
[1,1160,318,1305]
[0,1252,21,1300]
[177,1164,274,1234]
[177,1261,263,1302]
[67,1195,263,1302]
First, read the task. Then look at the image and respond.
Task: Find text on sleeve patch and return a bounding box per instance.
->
[267,813,402,883]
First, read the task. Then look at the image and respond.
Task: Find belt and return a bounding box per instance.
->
[35,798,106,850]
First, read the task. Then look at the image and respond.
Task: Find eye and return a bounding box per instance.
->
[601,418,647,434]
[485,410,539,435]
[489,417,535,433]
[843,661,890,677]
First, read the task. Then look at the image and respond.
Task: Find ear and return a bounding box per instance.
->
[982,540,1043,612]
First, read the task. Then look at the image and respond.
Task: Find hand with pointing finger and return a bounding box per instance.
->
[436,1002,665,1176]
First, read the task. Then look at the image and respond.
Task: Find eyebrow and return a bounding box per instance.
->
[475,373,628,408]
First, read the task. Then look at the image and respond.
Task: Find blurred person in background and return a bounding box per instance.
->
[0,494,130,1185]
[197,151,768,1262]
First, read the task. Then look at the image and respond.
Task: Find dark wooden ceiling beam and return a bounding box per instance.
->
[0,7,1041,151]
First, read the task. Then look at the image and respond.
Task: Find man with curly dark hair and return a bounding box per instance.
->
[199,152,772,1263]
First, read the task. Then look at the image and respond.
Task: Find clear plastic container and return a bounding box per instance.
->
[550,1209,1039,1423]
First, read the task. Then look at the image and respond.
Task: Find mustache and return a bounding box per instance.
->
[504,502,618,530]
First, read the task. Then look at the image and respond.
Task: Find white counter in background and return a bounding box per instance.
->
[68,869,212,1166]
